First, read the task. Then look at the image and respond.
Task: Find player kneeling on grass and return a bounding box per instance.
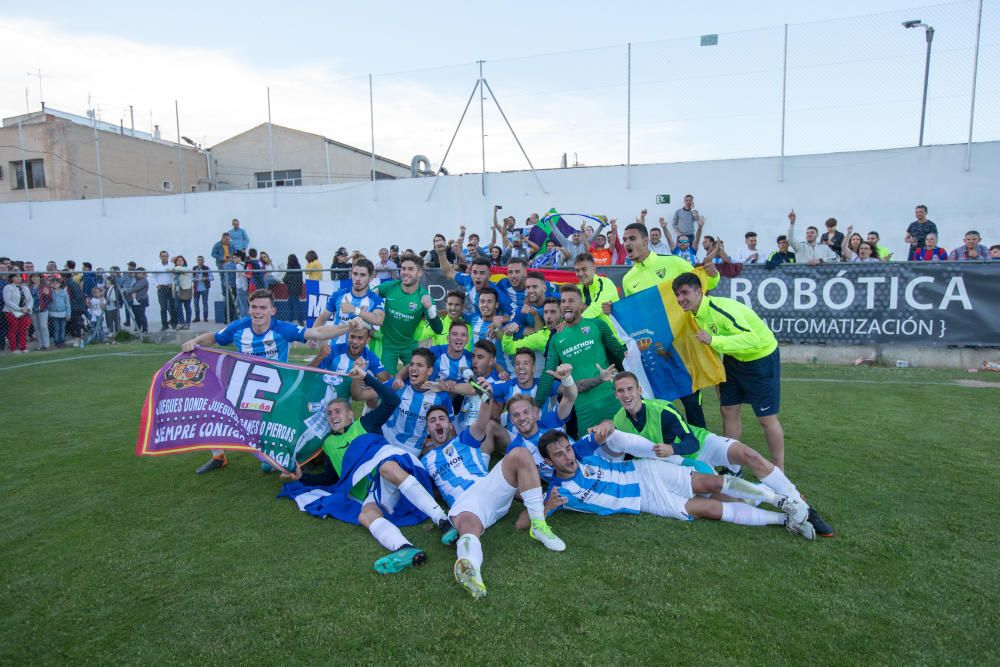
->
[607,371,833,537]
[538,427,815,539]
[420,382,565,600]
[280,430,459,575]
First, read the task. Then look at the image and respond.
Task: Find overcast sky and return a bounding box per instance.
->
[1,0,994,173]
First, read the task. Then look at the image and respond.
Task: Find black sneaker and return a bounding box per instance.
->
[438,518,459,546]
[195,454,227,474]
[807,506,834,538]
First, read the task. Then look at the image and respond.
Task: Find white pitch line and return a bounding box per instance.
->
[0,351,173,372]
[784,377,998,388]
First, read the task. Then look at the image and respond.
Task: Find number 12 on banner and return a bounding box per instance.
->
[226,360,282,413]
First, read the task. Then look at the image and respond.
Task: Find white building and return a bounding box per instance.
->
[209,123,411,190]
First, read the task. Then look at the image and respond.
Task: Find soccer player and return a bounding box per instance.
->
[414,290,470,349]
[436,241,511,317]
[501,297,561,377]
[307,321,390,410]
[493,256,530,314]
[428,320,474,382]
[534,284,626,437]
[314,258,384,345]
[494,347,560,421]
[619,221,720,428]
[608,371,833,537]
[281,408,458,574]
[382,347,453,456]
[451,340,506,432]
[538,429,813,538]
[501,371,579,482]
[420,383,566,600]
[467,286,510,371]
[375,253,443,372]
[574,252,619,327]
[512,271,553,335]
[672,272,787,471]
[180,288,344,474]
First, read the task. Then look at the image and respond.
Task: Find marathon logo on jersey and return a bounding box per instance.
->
[162,357,209,390]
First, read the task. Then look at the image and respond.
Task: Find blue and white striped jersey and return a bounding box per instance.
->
[419,429,490,507]
[497,378,560,433]
[505,410,569,483]
[454,273,511,316]
[493,277,528,315]
[549,439,644,516]
[213,317,306,361]
[325,288,384,344]
[382,380,453,455]
[317,342,386,383]
[454,373,504,433]
[428,344,474,382]
[469,314,508,370]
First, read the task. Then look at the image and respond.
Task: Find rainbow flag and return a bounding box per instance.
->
[609,275,724,400]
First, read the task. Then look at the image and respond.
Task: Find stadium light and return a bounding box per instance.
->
[902,19,934,147]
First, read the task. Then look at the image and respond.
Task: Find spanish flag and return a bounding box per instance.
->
[609,271,724,400]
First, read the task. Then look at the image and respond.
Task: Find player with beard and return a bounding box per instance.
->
[414,290,471,349]
[501,297,561,377]
[534,285,626,438]
[375,254,443,372]
[314,259,384,345]
[419,377,567,599]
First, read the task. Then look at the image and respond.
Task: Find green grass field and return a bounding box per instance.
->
[2,343,998,665]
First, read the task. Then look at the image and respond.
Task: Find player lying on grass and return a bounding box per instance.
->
[537,427,815,539]
[419,380,565,600]
[280,390,459,574]
[607,371,834,537]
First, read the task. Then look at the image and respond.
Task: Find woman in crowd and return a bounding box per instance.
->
[4,272,34,353]
[259,251,281,287]
[125,268,149,334]
[171,256,194,330]
[304,250,324,281]
[28,273,51,351]
[48,276,69,347]
[841,227,880,263]
[842,232,863,259]
[283,254,305,325]
[489,245,504,267]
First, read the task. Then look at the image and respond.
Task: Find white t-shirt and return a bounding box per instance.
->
[731,245,762,264]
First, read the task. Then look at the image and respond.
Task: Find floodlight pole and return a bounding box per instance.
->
[965,0,983,171]
[479,60,486,196]
[17,120,31,219]
[779,24,788,182]
[92,113,106,216]
[370,73,377,200]
[176,100,186,213]
[626,42,632,190]
[918,27,934,147]
[267,87,276,208]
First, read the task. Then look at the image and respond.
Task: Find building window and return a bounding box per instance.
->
[255,169,302,188]
[10,159,45,190]
[374,170,396,181]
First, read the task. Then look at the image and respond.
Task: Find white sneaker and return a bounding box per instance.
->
[785,515,816,540]
[777,496,809,526]
[453,558,487,600]
[529,519,566,552]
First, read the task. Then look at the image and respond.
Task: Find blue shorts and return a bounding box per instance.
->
[719,348,780,417]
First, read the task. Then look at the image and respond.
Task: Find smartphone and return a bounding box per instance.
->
[496,205,503,210]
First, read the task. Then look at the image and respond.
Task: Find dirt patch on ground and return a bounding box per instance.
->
[953,379,1000,388]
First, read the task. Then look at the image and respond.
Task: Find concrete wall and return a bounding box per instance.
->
[4,140,998,325]
[210,124,411,190]
[0,117,209,203]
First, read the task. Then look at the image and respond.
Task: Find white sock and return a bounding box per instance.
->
[722,476,781,505]
[368,517,410,551]
[725,463,742,475]
[761,468,803,502]
[456,533,483,571]
[398,475,448,524]
[211,449,224,457]
[721,502,785,526]
[521,487,545,522]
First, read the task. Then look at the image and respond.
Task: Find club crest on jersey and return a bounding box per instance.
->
[408,302,419,311]
[444,445,456,458]
[162,356,209,390]
[656,268,666,278]
[581,326,591,335]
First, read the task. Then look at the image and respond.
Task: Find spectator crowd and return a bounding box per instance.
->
[3,203,998,354]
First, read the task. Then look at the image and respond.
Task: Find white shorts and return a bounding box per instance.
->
[363,476,401,515]
[697,434,735,468]
[448,463,518,530]
[635,458,695,521]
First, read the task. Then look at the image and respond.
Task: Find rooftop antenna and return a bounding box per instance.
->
[27,69,51,109]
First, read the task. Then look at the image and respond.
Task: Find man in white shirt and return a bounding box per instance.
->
[731,232,762,264]
[153,250,176,330]
[374,248,399,281]
[787,210,839,265]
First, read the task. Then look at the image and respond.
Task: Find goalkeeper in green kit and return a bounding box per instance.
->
[375,253,444,372]
[534,284,626,438]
